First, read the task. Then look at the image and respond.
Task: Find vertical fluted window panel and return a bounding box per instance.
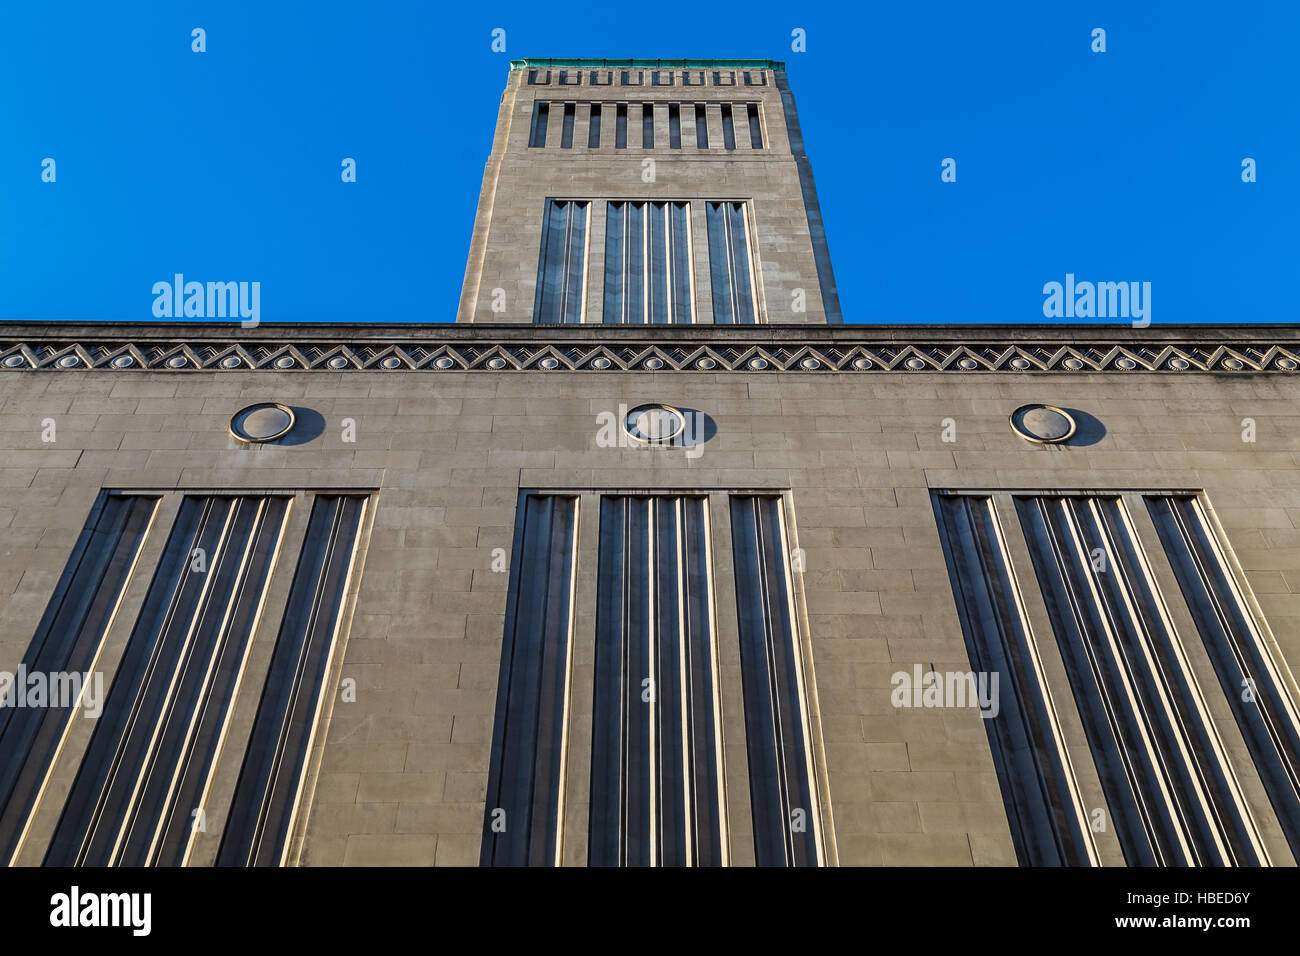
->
[721,104,735,149]
[641,103,654,148]
[603,201,642,326]
[481,496,579,866]
[694,104,708,148]
[528,102,548,148]
[747,104,763,148]
[45,495,292,866]
[532,200,589,325]
[0,494,157,866]
[1147,495,1300,857]
[588,103,602,147]
[729,495,822,866]
[668,104,681,148]
[560,103,575,148]
[649,204,670,325]
[218,495,367,867]
[615,104,628,148]
[933,495,1096,865]
[1016,494,1267,866]
[590,496,724,866]
[706,201,758,324]
[603,201,693,325]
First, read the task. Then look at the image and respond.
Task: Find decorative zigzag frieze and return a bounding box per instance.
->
[1,338,1296,373]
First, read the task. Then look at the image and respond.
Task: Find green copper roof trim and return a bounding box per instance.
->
[509,58,785,71]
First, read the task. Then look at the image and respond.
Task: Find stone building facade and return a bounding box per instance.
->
[0,60,1297,867]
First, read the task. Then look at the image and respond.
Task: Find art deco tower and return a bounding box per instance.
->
[458,59,841,326]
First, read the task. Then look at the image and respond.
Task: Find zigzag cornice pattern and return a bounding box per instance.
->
[1,324,1297,373]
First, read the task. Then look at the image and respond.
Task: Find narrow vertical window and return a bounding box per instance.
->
[590,496,724,866]
[481,496,579,866]
[588,103,602,147]
[615,104,628,149]
[560,103,575,148]
[642,103,654,148]
[668,104,681,148]
[603,201,693,325]
[706,201,757,324]
[721,104,735,150]
[747,104,763,148]
[729,495,822,866]
[694,104,709,148]
[528,102,549,148]
[666,203,693,325]
[533,200,589,325]
[603,201,642,326]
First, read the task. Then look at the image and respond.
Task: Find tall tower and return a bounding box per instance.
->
[458,58,841,325]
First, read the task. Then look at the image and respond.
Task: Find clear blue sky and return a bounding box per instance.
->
[1,1,1295,325]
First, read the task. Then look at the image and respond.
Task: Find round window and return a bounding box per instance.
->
[623,403,686,444]
[230,403,296,444]
[1009,404,1076,444]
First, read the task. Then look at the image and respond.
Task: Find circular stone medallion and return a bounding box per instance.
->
[230,402,296,444]
[623,403,686,444]
[1009,404,1077,444]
